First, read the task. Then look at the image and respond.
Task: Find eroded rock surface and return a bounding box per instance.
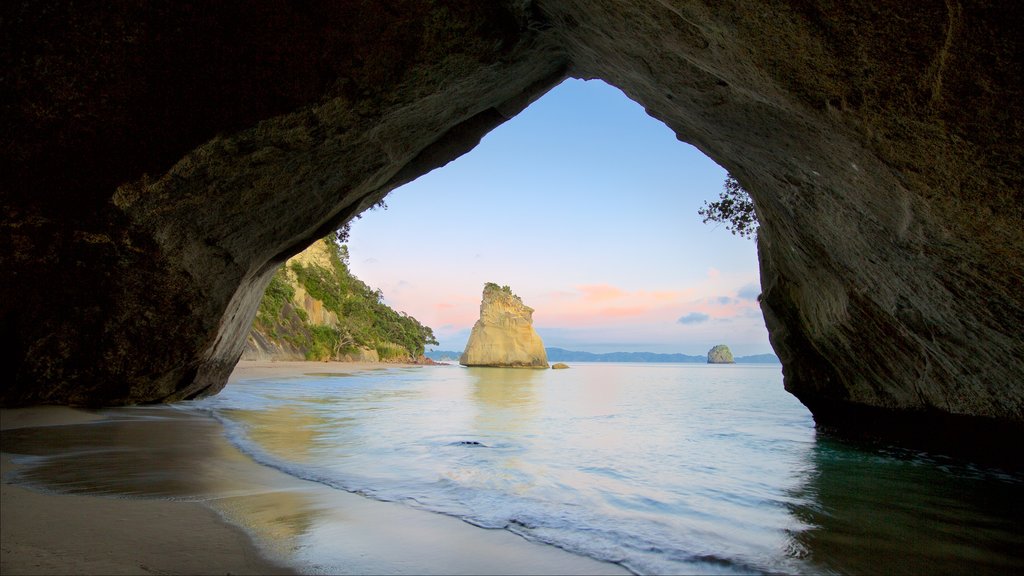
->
[707,345,735,364]
[2,0,566,405]
[3,1,1022,450]
[460,284,548,368]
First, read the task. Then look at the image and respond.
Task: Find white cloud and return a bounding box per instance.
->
[736,282,760,301]
[677,312,711,325]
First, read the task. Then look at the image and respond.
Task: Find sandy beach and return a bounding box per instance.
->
[1,361,629,575]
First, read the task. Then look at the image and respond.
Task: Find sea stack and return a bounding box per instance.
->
[707,345,736,364]
[460,283,549,368]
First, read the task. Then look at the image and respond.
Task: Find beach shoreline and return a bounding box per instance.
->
[1,360,629,576]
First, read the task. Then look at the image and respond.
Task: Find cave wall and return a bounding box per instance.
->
[541,0,1024,439]
[2,0,567,404]
[3,1,1022,444]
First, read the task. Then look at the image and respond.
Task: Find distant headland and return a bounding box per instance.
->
[427,348,779,364]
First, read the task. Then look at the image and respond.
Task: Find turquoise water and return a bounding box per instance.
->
[191,363,1024,574]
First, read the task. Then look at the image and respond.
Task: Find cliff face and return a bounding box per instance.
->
[460,284,549,368]
[243,239,342,362]
[4,1,1023,452]
[243,238,432,363]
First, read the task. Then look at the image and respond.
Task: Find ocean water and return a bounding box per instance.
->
[186,363,1023,574]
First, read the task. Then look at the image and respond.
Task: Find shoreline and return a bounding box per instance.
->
[228,358,429,383]
[2,361,629,576]
[1,404,295,576]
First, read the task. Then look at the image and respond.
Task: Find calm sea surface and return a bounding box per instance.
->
[188,363,1022,574]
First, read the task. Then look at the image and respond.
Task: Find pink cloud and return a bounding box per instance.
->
[599,306,649,318]
[534,284,695,327]
[676,296,760,323]
[649,290,681,301]
[393,278,766,346]
[577,284,628,302]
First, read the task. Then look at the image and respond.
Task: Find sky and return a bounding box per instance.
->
[346,78,772,356]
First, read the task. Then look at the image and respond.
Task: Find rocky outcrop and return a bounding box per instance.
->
[243,238,433,363]
[551,363,570,370]
[3,2,1023,453]
[707,345,735,364]
[242,240,338,362]
[460,284,548,368]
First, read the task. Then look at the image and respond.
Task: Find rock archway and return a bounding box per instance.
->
[4,1,1022,448]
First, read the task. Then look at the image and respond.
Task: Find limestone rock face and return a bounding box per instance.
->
[707,345,735,364]
[3,1,1023,452]
[460,284,548,368]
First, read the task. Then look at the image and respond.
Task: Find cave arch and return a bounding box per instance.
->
[343,77,765,356]
[4,1,1022,447]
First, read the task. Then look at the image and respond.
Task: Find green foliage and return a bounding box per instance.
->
[255,268,295,329]
[291,260,344,313]
[375,342,408,361]
[259,236,438,361]
[484,282,514,296]
[307,325,341,361]
[334,199,387,244]
[698,173,759,239]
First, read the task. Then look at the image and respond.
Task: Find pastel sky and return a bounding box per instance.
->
[346,78,772,356]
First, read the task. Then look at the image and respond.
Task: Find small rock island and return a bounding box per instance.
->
[460,283,549,368]
[707,344,736,364]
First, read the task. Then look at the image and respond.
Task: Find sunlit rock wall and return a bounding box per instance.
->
[460,284,549,368]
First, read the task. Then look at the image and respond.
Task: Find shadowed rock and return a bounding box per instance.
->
[2,1,1022,453]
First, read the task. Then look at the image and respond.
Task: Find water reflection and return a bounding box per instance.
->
[785,434,1024,574]
[1,407,325,565]
[7,371,1023,575]
[2,410,255,499]
[469,367,541,407]
[222,405,342,463]
[468,367,542,436]
[216,490,320,558]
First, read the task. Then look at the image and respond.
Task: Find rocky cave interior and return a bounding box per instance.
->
[3,1,1022,458]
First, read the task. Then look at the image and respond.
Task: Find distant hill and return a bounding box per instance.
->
[425,350,463,362]
[547,348,780,364]
[545,348,705,363]
[424,348,779,364]
[733,353,780,364]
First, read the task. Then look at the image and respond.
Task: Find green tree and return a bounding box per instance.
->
[698,174,758,239]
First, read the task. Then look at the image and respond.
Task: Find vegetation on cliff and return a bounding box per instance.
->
[250,238,437,361]
[707,344,736,364]
[699,174,758,239]
[483,282,515,297]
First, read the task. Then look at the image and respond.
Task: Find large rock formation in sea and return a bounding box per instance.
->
[707,345,735,364]
[460,284,549,368]
[3,2,1022,453]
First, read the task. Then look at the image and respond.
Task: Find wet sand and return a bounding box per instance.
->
[1,361,629,575]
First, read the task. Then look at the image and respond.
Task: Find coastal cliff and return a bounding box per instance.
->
[460,284,549,368]
[245,238,436,363]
